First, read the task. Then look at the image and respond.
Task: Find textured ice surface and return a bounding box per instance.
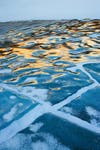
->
[0,20,100,150]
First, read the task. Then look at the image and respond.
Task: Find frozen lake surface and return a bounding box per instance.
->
[0,20,100,150]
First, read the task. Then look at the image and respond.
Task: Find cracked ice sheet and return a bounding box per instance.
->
[41,68,93,105]
[17,113,100,150]
[0,83,48,104]
[2,66,94,106]
[60,86,100,127]
[83,63,100,83]
[0,89,34,129]
[0,84,48,130]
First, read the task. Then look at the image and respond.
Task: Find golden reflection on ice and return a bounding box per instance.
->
[0,20,100,72]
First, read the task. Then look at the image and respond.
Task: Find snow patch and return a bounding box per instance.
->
[3,103,23,122]
[86,106,100,127]
[3,105,18,121]
[60,107,73,114]
[29,122,44,132]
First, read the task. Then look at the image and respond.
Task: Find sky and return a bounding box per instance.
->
[0,0,100,22]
